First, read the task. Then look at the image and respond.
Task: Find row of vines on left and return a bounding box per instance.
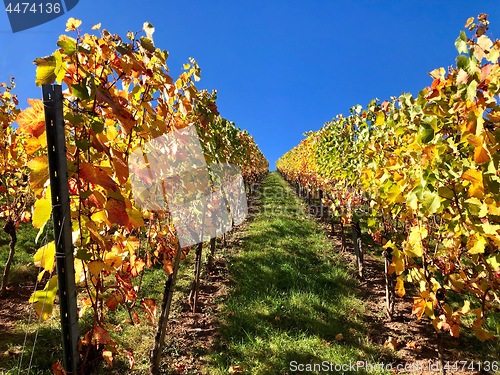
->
[0,18,268,374]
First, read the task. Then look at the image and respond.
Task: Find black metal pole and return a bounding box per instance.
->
[43,85,79,374]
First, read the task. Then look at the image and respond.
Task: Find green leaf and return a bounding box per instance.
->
[406,192,418,210]
[465,197,488,217]
[54,50,65,84]
[70,83,90,100]
[438,186,454,200]
[75,138,92,151]
[420,126,434,143]
[455,31,468,54]
[91,119,104,134]
[76,248,92,261]
[139,37,155,53]
[421,190,441,214]
[57,35,77,56]
[456,55,477,76]
[34,56,56,86]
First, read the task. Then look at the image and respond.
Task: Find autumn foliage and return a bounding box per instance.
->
[7,18,267,370]
[277,15,500,341]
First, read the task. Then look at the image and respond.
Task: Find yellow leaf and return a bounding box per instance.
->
[375,113,385,126]
[229,365,243,374]
[27,156,50,194]
[33,241,55,276]
[32,191,52,229]
[127,207,144,228]
[91,210,109,225]
[87,260,105,277]
[29,275,58,320]
[405,226,427,258]
[467,233,487,254]
[104,249,124,269]
[91,23,101,30]
[477,35,493,52]
[65,18,82,31]
[394,257,405,275]
[462,169,484,199]
[449,273,466,293]
[458,300,471,315]
[34,56,56,86]
[395,275,405,297]
[465,17,474,28]
[74,259,85,283]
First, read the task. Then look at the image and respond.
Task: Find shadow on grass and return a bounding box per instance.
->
[0,325,62,375]
[210,173,389,375]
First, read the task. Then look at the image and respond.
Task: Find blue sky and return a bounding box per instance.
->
[1,1,500,169]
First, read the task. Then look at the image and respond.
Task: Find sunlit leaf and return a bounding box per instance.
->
[33,241,56,279]
[34,56,56,86]
[29,275,58,320]
[57,35,77,56]
[32,190,51,228]
[16,99,45,138]
[65,18,82,31]
[395,276,405,297]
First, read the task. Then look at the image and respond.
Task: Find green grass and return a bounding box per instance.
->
[206,172,390,375]
[0,222,39,286]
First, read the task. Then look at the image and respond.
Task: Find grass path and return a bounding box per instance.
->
[207,172,389,374]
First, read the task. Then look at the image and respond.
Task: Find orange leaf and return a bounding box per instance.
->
[102,350,113,367]
[474,145,490,164]
[462,169,484,199]
[79,163,118,191]
[16,99,45,138]
[412,297,426,320]
[383,336,399,351]
[93,325,113,345]
[105,198,129,226]
[141,298,157,325]
[105,292,123,311]
[51,361,65,375]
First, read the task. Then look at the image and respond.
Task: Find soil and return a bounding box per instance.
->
[160,254,229,374]
[0,283,33,333]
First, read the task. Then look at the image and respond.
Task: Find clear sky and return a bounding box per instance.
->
[1,1,499,169]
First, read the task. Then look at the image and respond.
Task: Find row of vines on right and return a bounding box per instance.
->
[276,14,500,344]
